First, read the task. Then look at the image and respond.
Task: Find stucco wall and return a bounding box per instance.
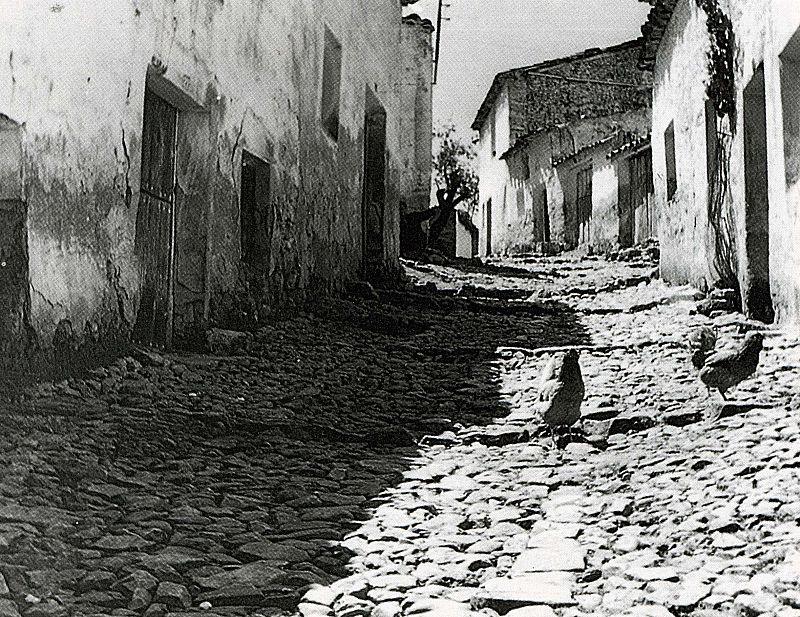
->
[652,0,723,291]
[0,0,409,350]
[589,152,621,253]
[476,84,512,255]
[651,0,800,327]
[398,16,434,215]
[455,219,476,257]
[478,108,650,254]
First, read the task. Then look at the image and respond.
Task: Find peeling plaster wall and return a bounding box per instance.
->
[480,109,650,255]
[729,0,800,327]
[652,0,726,292]
[652,0,800,327]
[564,150,622,254]
[0,0,408,349]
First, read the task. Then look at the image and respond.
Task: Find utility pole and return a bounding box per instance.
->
[433,0,445,85]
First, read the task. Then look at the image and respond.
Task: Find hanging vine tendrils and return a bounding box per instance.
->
[696,0,740,294]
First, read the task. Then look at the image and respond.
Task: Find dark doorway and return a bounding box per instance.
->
[576,166,592,246]
[619,162,633,249]
[362,89,387,281]
[0,114,30,356]
[240,151,272,269]
[743,63,774,323]
[541,187,550,243]
[625,149,654,245]
[133,86,179,348]
[485,198,493,255]
[665,121,678,201]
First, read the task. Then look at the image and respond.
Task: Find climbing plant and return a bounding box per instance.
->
[696,0,740,294]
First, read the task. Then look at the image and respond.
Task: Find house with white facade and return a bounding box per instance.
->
[0,0,433,367]
[472,40,653,256]
[641,0,800,326]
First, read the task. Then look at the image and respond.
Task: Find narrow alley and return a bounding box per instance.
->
[1,252,798,617]
[3,2,800,617]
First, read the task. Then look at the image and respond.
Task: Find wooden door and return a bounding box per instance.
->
[240,151,272,269]
[541,187,550,243]
[133,88,178,348]
[576,167,593,246]
[629,149,654,243]
[485,198,492,255]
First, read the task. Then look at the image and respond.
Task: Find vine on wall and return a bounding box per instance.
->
[696,0,740,293]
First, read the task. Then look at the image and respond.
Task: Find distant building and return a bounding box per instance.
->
[472,40,653,256]
[551,132,655,252]
[0,1,433,358]
[641,0,800,326]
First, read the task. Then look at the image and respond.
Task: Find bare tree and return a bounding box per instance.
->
[427,124,479,248]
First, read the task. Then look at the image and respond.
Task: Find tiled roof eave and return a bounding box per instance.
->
[552,133,618,167]
[607,133,652,160]
[638,0,679,70]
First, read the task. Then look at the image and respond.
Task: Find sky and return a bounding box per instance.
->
[405,0,652,140]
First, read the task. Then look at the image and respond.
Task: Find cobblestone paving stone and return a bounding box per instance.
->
[293,256,800,617]
[0,254,797,617]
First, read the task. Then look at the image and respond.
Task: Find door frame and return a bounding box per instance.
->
[133,81,180,349]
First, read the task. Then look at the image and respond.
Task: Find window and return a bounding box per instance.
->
[321,26,343,141]
[665,120,678,200]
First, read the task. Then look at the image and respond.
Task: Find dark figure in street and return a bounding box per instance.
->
[699,331,764,400]
[400,207,440,258]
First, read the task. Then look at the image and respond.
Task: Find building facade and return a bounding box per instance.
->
[472,41,653,256]
[0,0,432,359]
[642,0,800,327]
[399,13,435,217]
[549,132,655,253]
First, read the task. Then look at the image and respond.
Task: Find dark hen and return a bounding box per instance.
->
[699,331,764,400]
[688,326,717,370]
[536,349,585,429]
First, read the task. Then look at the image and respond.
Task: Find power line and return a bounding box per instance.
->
[433,0,445,84]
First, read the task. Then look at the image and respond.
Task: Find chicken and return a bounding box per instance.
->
[699,331,764,400]
[536,349,585,429]
[688,326,717,370]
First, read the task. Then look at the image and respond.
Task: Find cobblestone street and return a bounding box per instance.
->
[1,254,799,617]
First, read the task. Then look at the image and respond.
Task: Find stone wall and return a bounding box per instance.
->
[520,44,651,136]
[0,0,413,353]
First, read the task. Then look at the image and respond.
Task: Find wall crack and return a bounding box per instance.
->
[29,282,67,312]
[121,125,133,207]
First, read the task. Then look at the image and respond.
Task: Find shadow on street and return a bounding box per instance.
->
[0,290,590,614]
